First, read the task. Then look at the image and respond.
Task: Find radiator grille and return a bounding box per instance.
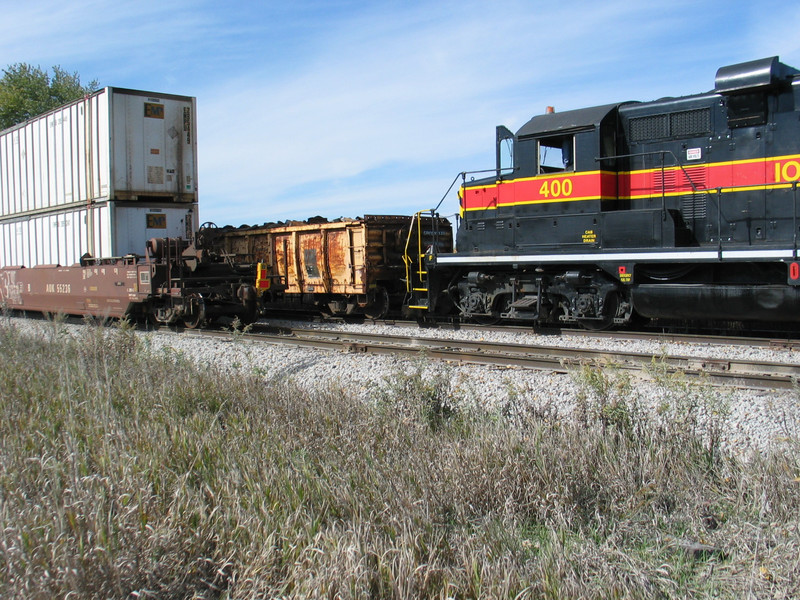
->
[653,166,707,193]
[630,107,711,142]
[681,194,707,220]
[681,165,709,220]
[630,114,668,141]
[671,108,711,138]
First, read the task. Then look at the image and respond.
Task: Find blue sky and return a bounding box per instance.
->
[2,0,800,226]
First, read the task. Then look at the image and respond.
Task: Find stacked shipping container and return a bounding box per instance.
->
[0,88,198,267]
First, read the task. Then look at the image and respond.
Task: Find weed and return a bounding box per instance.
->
[572,362,639,437]
[378,358,459,432]
[0,317,798,599]
[227,316,253,341]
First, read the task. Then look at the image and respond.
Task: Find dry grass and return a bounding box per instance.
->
[0,314,798,599]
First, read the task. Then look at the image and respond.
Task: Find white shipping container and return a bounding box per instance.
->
[0,87,198,219]
[0,202,198,267]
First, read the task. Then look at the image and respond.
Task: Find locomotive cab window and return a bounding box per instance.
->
[499,137,514,174]
[538,134,574,174]
[496,125,515,177]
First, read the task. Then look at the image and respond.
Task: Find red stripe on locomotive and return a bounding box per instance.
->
[463,155,800,212]
[461,171,617,211]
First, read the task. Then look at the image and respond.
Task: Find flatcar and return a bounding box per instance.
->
[408,56,800,329]
[0,237,257,328]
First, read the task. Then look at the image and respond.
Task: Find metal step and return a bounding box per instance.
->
[509,296,539,309]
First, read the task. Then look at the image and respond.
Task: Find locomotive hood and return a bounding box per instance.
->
[515,102,625,138]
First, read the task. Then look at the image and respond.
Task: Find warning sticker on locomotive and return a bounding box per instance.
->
[687,148,702,161]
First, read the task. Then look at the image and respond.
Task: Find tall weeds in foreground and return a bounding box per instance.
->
[0,317,798,599]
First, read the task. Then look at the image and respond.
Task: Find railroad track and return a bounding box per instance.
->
[184,323,800,390]
[372,318,800,350]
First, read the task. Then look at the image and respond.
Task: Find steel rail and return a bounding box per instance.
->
[184,325,800,390]
[368,318,800,350]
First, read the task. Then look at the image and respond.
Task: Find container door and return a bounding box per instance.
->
[113,204,197,256]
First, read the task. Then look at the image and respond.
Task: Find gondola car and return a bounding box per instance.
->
[201,215,452,319]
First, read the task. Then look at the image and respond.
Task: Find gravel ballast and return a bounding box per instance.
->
[11,316,799,456]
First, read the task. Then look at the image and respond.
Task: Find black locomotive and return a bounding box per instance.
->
[409,56,800,328]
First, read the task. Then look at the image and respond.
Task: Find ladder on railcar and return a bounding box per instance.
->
[403,210,441,311]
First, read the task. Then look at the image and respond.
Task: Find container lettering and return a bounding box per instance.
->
[45,283,71,294]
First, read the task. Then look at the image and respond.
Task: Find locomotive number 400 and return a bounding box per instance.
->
[539,178,573,198]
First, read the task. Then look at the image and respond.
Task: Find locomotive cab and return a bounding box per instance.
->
[447,104,635,327]
[458,103,624,255]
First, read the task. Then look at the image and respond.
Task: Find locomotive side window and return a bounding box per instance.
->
[496,125,516,178]
[499,138,514,174]
[538,134,574,174]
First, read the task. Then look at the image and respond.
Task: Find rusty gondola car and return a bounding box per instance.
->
[0,238,258,328]
[199,215,452,319]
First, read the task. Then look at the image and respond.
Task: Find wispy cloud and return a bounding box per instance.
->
[3,0,799,225]
[197,0,726,222]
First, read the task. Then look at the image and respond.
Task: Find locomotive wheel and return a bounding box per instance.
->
[183,295,207,329]
[578,293,619,331]
[470,294,508,326]
[471,313,502,326]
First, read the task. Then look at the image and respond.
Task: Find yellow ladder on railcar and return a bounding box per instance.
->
[403,211,432,310]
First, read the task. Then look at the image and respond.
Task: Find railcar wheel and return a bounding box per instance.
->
[147,311,162,329]
[364,286,390,320]
[183,295,207,329]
